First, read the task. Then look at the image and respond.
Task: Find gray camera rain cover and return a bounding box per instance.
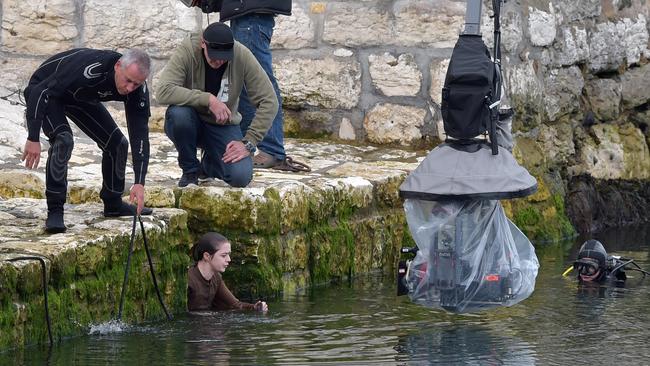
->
[403,198,539,313]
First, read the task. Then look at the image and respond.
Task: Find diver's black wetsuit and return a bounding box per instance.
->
[24,48,150,208]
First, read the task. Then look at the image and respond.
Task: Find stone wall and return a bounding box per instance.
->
[1,1,648,150]
[1,1,649,220]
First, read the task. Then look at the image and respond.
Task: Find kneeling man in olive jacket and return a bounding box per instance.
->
[156,22,278,188]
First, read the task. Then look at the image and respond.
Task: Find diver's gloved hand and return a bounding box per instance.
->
[104,201,153,217]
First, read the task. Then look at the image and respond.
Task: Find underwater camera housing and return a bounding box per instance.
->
[397,200,538,314]
[432,228,514,311]
[397,223,515,312]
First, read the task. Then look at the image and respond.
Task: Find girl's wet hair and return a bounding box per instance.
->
[191,232,229,262]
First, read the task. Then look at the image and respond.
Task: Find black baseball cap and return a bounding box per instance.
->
[202,22,234,61]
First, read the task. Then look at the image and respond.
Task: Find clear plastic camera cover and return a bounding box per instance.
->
[402,199,539,313]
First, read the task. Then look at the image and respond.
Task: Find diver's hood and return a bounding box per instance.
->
[577,239,608,268]
[399,142,537,201]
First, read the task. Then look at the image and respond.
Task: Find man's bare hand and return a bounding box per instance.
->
[208,94,231,124]
[129,184,146,215]
[22,140,42,169]
[222,140,250,164]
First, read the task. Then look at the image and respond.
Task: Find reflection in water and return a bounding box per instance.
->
[394,324,535,365]
[1,224,649,365]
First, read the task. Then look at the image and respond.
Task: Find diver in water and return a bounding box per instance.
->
[570,239,649,283]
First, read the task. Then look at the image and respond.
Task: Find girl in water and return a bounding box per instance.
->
[188,232,268,312]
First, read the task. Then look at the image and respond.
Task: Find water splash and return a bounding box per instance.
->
[88,319,130,335]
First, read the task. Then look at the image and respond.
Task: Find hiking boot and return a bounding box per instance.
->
[45,209,66,234]
[178,171,199,187]
[104,201,153,217]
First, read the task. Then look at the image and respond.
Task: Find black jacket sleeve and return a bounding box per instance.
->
[125,82,151,185]
[219,0,291,21]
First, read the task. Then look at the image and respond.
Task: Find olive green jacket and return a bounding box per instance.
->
[155,34,278,146]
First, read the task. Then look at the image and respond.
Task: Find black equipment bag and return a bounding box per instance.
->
[441,34,500,154]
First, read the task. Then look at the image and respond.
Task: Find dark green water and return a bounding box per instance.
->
[3,225,650,365]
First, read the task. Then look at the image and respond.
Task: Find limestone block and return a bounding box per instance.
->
[307,177,374,222]
[392,0,464,47]
[278,235,309,273]
[0,58,43,95]
[588,21,626,72]
[68,183,101,204]
[272,3,314,49]
[576,123,650,179]
[502,9,524,54]
[338,118,356,140]
[333,48,353,57]
[542,66,584,121]
[429,58,450,105]
[0,170,44,199]
[145,186,176,208]
[178,186,281,234]
[327,162,407,207]
[322,3,391,47]
[553,0,601,22]
[83,0,200,59]
[268,181,315,233]
[538,123,575,166]
[549,26,589,66]
[1,0,77,55]
[275,57,361,109]
[585,78,621,121]
[368,53,421,97]
[149,106,167,133]
[620,64,650,108]
[619,123,650,179]
[504,60,543,103]
[0,99,27,152]
[621,15,649,66]
[482,8,523,54]
[364,104,426,145]
[528,6,556,47]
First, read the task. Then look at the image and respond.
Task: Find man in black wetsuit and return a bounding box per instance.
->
[22,48,154,233]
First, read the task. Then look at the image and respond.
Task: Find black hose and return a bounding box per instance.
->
[7,256,53,345]
[118,215,172,321]
[138,215,173,320]
[610,259,650,277]
[117,214,138,320]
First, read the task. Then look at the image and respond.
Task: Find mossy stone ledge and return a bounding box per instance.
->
[0,198,190,350]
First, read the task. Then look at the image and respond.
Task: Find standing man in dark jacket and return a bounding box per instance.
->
[180,0,309,172]
[22,48,154,233]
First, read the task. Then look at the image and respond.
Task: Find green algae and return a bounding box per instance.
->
[0,218,191,350]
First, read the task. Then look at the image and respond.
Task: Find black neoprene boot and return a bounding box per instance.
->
[104,200,153,217]
[45,208,66,234]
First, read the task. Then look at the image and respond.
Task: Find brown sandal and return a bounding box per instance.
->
[271,156,311,172]
[253,151,281,169]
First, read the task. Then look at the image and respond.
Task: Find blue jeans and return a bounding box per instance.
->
[231,13,286,161]
[164,105,252,187]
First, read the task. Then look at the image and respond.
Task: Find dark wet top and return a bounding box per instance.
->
[187,265,255,311]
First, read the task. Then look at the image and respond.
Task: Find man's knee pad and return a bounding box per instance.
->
[47,131,74,181]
